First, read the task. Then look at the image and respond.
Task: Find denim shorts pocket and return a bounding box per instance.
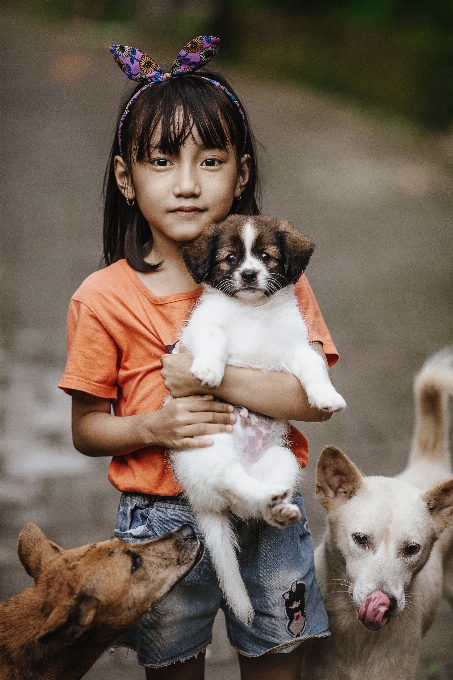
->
[115,494,200,543]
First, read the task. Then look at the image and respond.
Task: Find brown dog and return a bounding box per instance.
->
[0,522,202,679]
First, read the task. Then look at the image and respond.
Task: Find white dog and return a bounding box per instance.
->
[170,214,346,625]
[300,348,453,679]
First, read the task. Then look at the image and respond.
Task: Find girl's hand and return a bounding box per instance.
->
[139,395,236,450]
[160,353,206,398]
[71,390,235,457]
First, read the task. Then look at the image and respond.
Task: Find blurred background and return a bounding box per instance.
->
[0,1,452,678]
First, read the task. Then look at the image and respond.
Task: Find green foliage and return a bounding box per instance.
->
[5,0,453,129]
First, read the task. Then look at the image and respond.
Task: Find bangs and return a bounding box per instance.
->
[122,74,244,163]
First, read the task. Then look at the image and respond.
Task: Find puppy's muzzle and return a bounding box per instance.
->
[240,269,258,284]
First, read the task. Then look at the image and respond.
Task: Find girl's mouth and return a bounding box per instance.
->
[171,206,204,215]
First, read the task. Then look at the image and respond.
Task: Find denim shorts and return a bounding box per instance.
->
[114,492,329,667]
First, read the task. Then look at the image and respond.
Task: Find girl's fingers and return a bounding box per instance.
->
[166,422,234,449]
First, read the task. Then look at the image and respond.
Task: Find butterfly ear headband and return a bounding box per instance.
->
[109,37,248,156]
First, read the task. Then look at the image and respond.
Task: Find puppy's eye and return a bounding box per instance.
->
[352,533,368,548]
[260,252,271,262]
[225,253,236,264]
[130,552,142,573]
[403,543,420,556]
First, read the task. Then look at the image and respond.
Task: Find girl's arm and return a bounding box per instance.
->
[71,391,236,457]
[160,342,334,422]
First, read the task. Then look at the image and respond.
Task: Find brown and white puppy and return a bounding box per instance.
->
[0,522,202,680]
[300,348,453,680]
[169,215,346,625]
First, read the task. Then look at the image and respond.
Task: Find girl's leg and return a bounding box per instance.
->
[238,645,303,680]
[144,653,205,680]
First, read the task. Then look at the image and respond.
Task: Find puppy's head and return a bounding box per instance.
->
[181,215,314,301]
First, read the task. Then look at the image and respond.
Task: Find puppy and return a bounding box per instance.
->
[0,522,202,679]
[170,214,346,625]
[300,348,453,679]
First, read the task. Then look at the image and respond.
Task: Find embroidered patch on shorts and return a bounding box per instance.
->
[282,580,306,637]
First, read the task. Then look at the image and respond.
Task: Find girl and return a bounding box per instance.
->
[59,36,340,680]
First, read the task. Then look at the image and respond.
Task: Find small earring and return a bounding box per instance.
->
[126,197,135,207]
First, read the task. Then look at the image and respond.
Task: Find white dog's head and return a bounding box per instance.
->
[180,215,314,303]
[316,445,453,630]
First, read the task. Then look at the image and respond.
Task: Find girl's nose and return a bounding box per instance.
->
[173,164,201,198]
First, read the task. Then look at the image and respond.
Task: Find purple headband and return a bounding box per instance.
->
[109,37,248,156]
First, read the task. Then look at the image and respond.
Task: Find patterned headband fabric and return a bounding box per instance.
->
[109,37,247,155]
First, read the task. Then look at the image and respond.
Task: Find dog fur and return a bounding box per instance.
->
[0,522,202,679]
[171,214,346,624]
[300,348,453,679]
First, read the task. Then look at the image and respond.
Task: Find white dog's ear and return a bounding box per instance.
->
[277,220,315,284]
[316,445,363,509]
[422,479,453,532]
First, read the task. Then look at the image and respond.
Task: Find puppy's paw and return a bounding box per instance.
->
[306,384,347,412]
[269,502,301,528]
[190,358,225,387]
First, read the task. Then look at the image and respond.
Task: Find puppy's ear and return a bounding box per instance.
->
[18,523,64,582]
[277,220,315,284]
[38,594,99,646]
[422,479,453,533]
[316,445,363,509]
[180,225,219,284]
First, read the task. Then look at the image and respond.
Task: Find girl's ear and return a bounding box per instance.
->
[235,154,251,198]
[180,226,219,284]
[114,155,135,202]
[277,220,315,284]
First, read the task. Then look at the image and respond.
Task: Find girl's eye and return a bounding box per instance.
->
[225,253,236,264]
[201,158,222,167]
[151,158,172,167]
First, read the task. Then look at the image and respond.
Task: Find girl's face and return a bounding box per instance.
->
[115,131,250,248]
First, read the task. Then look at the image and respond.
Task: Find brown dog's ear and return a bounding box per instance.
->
[316,445,363,509]
[38,593,99,646]
[277,220,315,284]
[18,523,64,582]
[180,225,219,284]
[422,479,453,533]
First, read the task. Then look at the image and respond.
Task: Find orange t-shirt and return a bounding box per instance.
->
[58,259,339,495]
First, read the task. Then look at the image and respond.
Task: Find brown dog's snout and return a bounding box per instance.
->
[175,524,196,541]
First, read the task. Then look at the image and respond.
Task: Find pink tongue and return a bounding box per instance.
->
[358,590,391,629]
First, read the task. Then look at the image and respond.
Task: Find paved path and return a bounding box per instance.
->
[1,11,453,679]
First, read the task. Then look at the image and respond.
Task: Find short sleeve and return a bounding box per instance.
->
[58,299,120,399]
[294,276,339,367]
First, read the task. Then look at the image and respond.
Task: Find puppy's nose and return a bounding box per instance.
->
[241,269,257,283]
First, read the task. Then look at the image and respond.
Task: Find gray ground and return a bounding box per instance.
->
[1,11,453,679]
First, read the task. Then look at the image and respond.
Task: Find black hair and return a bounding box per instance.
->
[103,71,261,271]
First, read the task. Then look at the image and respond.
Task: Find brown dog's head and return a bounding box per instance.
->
[17,523,202,646]
[181,215,314,301]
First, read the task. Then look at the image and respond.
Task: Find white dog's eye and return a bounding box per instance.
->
[260,252,271,262]
[403,543,420,556]
[225,253,236,264]
[352,533,368,548]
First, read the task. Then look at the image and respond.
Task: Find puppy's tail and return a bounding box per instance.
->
[196,512,254,626]
[409,347,453,474]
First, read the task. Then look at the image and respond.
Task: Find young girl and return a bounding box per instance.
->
[59,36,340,680]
